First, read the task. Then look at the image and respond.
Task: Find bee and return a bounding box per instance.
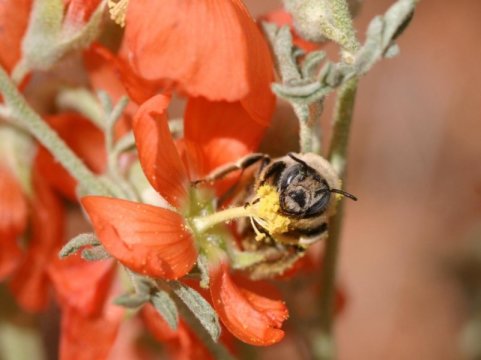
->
[197,152,357,279]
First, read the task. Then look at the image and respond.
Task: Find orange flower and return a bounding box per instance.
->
[123,0,275,127]
[8,168,64,312]
[209,261,288,346]
[84,44,159,107]
[142,303,213,360]
[0,0,32,73]
[50,255,123,360]
[124,0,270,100]
[63,0,103,28]
[80,95,194,280]
[0,163,28,279]
[48,255,117,317]
[59,302,124,360]
[35,113,106,200]
[81,196,196,279]
[260,9,322,52]
[81,89,264,279]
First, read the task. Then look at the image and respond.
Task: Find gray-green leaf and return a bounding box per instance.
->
[59,233,99,258]
[354,0,417,75]
[114,292,150,308]
[151,290,179,331]
[81,245,111,261]
[171,281,221,342]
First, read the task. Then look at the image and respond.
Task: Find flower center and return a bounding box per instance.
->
[191,185,291,240]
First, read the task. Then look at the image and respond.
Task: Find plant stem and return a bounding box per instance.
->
[316,1,360,350]
[317,76,358,359]
[0,66,110,196]
[328,77,359,177]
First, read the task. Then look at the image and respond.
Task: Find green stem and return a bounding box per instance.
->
[316,4,360,350]
[317,77,358,359]
[0,66,110,196]
[328,77,359,177]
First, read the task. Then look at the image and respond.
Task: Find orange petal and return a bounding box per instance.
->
[85,43,159,106]
[9,172,64,312]
[60,304,123,360]
[81,196,196,279]
[0,164,28,276]
[142,304,214,360]
[0,0,32,73]
[125,0,267,102]
[175,139,207,183]
[64,0,102,28]
[235,2,276,127]
[48,255,116,317]
[184,99,268,193]
[260,9,322,52]
[133,95,189,208]
[35,113,106,200]
[185,99,266,152]
[185,99,266,163]
[209,262,288,346]
[0,233,23,280]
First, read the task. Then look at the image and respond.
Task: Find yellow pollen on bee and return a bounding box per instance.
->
[108,0,129,27]
[191,185,291,236]
[252,185,291,236]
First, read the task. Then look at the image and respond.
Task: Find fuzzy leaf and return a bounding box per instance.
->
[263,24,301,82]
[301,50,326,79]
[196,255,210,289]
[171,281,221,342]
[113,132,136,155]
[273,82,333,104]
[14,0,107,81]
[81,245,111,261]
[114,292,150,308]
[384,44,400,58]
[56,88,104,128]
[107,96,129,128]
[383,0,416,43]
[354,0,417,75]
[57,0,106,51]
[59,233,100,258]
[21,0,64,66]
[151,290,179,331]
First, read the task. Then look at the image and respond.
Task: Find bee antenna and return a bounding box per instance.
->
[288,153,317,172]
[330,188,358,201]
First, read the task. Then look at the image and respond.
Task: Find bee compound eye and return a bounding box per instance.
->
[305,191,331,216]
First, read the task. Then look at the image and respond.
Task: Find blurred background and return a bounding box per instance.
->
[247,0,481,359]
[5,1,480,359]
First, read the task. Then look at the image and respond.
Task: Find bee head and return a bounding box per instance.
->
[278,154,357,218]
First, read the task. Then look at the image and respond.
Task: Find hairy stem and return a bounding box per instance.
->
[317,77,358,359]
[0,66,110,196]
[328,77,359,177]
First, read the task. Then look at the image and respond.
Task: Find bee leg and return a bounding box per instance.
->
[247,247,306,280]
[191,153,270,185]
